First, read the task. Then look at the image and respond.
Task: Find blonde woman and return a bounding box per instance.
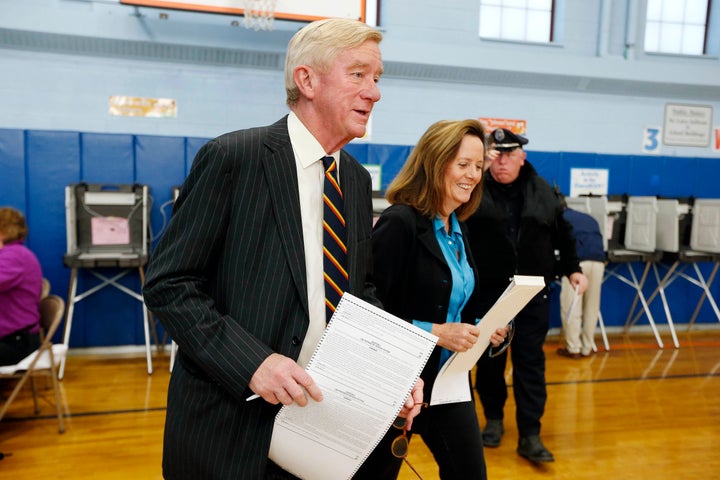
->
[357,120,508,480]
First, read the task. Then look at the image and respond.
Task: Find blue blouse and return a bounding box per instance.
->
[414,213,476,368]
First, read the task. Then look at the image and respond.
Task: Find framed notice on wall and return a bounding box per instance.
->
[663,103,713,147]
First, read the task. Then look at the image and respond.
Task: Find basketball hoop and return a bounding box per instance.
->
[242,0,277,31]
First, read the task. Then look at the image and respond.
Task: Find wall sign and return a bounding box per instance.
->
[663,103,713,147]
[478,117,527,134]
[569,168,608,197]
[642,126,662,154]
[363,164,382,191]
[109,96,177,118]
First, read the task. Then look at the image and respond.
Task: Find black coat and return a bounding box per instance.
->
[465,161,581,294]
[143,116,378,479]
[372,204,480,399]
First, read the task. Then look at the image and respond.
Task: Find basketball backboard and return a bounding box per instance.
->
[120,0,369,23]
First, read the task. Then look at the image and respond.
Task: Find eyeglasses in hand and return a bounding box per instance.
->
[390,403,428,480]
[488,319,515,358]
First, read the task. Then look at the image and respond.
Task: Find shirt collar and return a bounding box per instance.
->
[433,213,462,237]
[287,111,338,168]
[2,239,24,247]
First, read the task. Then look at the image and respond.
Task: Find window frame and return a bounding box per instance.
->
[478,0,557,45]
[643,0,713,56]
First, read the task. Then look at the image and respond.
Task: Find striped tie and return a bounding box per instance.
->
[322,156,348,322]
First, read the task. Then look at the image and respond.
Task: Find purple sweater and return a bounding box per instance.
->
[0,240,43,338]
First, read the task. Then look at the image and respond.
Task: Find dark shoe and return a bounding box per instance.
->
[517,435,555,463]
[482,419,504,447]
[556,347,582,359]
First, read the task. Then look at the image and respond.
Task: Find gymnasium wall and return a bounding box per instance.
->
[1,127,718,348]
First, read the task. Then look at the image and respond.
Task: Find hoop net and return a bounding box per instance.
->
[242,0,277,31]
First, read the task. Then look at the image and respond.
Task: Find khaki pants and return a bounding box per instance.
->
[560,260,605,356]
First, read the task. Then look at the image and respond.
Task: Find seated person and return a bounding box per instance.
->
[0,207,43,366]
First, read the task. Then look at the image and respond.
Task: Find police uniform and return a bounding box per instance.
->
[465,129,581,463]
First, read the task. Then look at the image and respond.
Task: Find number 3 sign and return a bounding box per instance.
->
[642,126,662,154]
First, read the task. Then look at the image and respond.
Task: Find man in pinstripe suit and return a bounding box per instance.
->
[143,18,423,479]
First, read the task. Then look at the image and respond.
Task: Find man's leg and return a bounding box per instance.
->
[559,276,583,357]
[511,297,554,462]
[581,261,605,356]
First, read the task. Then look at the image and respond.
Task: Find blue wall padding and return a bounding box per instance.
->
[1,127,718,349]
[0,129,26,211]
[82,133,135,182]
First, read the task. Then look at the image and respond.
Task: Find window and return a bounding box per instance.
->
[479,0,555,43]
[644,0,710,55]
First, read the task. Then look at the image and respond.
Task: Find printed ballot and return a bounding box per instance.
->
[430,275,545,406]
[268,293,438,480]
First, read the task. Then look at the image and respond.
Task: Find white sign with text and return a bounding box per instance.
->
[663,103,713,147]
[570,168,609,197]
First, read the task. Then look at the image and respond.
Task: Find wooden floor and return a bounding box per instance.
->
[1,329,719,480]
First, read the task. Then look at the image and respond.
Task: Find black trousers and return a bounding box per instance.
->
[356,399,487,480]
[265,460,300,480]
[0,329,40,366]
[475,293,550,437]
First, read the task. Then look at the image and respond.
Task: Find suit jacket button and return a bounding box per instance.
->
[292,336,301,346]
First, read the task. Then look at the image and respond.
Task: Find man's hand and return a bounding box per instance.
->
[248,353,323,406]
[396,378,425,431]
[568,272,589,295]
[485,147,499,170]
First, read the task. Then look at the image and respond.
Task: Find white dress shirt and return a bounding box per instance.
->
[287,111,339,367]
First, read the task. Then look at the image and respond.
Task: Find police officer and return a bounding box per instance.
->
[465,128,588,463]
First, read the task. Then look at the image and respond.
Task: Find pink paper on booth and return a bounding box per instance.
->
[91,216,130,245]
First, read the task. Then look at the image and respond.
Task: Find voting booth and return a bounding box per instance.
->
[645,198,720,334]
[63,183,150,268]
[61,183,157,378]
[565,194,612,252]
[601,196,672,348]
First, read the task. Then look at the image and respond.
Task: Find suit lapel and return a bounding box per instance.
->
[263,118,309,316]
[416,212,447,265]
[339,151,359,257]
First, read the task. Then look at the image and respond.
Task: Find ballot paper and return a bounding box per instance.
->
[268,293,438,480]
[430,275,545,406]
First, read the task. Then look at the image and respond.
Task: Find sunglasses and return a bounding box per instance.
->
[390,403,428,480]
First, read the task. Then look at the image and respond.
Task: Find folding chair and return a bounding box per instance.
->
[0,295,68,433]
[41,277,51,300]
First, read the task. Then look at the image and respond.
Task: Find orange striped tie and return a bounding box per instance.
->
[322,156,348,322]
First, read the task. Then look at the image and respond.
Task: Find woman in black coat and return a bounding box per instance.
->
[356,119,508,480]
